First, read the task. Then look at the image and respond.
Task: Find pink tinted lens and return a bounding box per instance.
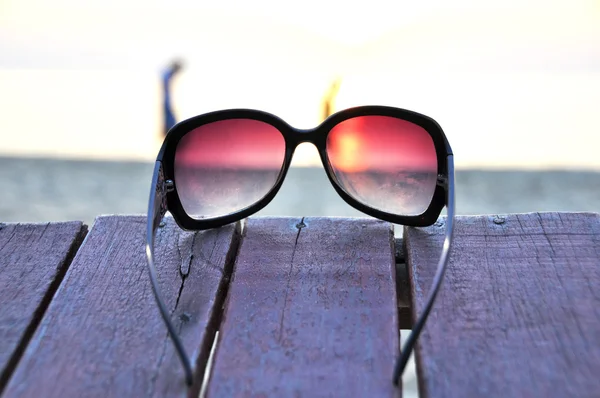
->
[326,116,438,216]
[174,119,286,219]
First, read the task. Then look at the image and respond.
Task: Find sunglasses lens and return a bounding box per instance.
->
[174,119,286,219]
[326,116,438,216]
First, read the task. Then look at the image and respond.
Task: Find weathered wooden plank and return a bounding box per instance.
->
[3,215,241,398]
[207,217,400,397]
[405,212,600,398]
[0,222,87,393]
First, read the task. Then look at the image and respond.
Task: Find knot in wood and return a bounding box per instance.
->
[179,312,191,322]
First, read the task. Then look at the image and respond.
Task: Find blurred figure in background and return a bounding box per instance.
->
[320,77,342,122]
[162,59,184,136]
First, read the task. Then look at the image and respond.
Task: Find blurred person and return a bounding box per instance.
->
[162,59,184,136]
[320,77,342,121]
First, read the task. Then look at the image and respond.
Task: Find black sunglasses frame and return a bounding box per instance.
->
[156,105,452,231]
[146,105,455,388]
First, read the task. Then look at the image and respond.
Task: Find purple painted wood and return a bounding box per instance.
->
[207,217,400,397]
[405,212,600,398]
[3,216,241,398]
[0,222,87,392]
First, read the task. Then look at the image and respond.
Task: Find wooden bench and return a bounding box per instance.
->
[0,212,598,397]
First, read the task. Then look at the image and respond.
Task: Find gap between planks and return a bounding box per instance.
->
[394,238,412,329]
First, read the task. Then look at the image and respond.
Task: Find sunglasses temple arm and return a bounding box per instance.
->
[145,161,194,386]
[393,154,456,386]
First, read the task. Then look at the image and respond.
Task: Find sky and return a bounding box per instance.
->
[2,0,598,70]
[1,0,599,169]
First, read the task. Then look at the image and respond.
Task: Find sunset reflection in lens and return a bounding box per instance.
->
[327,116,438,216]
[174,119,285,219]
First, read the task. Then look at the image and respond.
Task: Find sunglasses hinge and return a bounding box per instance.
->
[164,179,175,193]
[436,174,448,188]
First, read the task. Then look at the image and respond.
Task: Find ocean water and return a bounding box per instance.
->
[1,156,598,225]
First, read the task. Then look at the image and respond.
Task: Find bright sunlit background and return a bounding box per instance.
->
[1,0,599,169]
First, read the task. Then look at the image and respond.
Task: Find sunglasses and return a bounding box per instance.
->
[145,105,455,387]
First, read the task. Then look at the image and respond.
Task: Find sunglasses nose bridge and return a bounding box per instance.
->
[290,127,320,146]
[287,130,324,170]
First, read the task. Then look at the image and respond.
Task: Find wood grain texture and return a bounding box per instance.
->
[3,216,241,398]
[0,222,87,393]
[207,217,400,397]
[405,212,600,398]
